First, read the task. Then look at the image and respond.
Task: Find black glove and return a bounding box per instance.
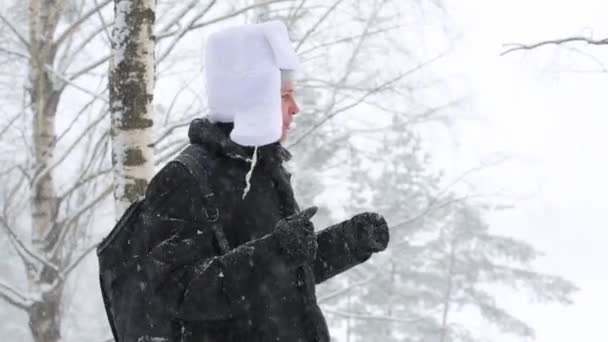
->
[273,207,318,266]
[350,212,389,254]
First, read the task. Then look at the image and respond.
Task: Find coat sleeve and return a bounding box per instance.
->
[139,161,290,322]
[311,218,374,284]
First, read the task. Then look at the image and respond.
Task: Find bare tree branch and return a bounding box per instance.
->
[62,21,114,75]
[295,0,344,51]
[157,0,218,63]
[318,276,375,303]
[156,0,200,34]
[0,13,29,48]
[32,103,108,193]
[156,0,294,39]
[161,75,200,125]
[288,52,447,148]
[323,308,424,325]
[54,0,113,48]
[0,112,22,140]
[62,242,98,279]
[289,6,387,148]
[0,280,34,310]
[299,24,404,56]
[563,46,608,73]
[501,36,608,56]
[78,132,111,185]
[70,0,293,80]
[0,216,61,275]
[285,0,307,26]
[68,55,111,81]
[55,94,103,146]
[151,118,192,148]
[92,0,113,44]
[45,65,109,102]
[391,192,513,240]
[58,168,112,200]
[0,46,28,59]
[156,139,189,166]
[50,185,112,257]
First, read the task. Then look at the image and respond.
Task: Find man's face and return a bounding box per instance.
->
[280,80,300,143]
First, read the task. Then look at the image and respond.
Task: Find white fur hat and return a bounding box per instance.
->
[205,20,300,147]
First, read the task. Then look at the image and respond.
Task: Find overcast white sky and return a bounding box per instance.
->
[432,1,608,341]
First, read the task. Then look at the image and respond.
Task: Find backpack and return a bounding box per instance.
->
[96,144,230,342]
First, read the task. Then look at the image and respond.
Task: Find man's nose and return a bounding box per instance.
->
[291,101,300,115]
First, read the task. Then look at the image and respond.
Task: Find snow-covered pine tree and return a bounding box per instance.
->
[344,118,446,342]
[425,201,577,342]
[338,117,577,341]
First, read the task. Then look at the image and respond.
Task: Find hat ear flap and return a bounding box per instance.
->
[230,71,283,147]
[262,20,300,71]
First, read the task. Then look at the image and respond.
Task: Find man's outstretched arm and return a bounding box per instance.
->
[311,212,390,284]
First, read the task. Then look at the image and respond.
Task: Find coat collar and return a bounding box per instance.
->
[188,118,292,164]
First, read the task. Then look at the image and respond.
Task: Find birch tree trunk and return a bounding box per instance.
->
[109,0,156,220]
[27,1,65,341]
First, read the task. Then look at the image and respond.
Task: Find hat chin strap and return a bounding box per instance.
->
[241,146,259,200]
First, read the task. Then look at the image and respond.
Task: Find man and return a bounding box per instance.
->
[100,21,389,342]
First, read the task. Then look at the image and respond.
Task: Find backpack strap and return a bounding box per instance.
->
[174,144,231,255]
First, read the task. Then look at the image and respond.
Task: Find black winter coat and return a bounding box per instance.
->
[107,118,386,342]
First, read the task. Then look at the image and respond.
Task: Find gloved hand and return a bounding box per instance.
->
[350,212,389,254]
[274,207,318,266]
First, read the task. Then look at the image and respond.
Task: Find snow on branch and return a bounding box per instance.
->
[0,280,36,310]
[0,215,60,275]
